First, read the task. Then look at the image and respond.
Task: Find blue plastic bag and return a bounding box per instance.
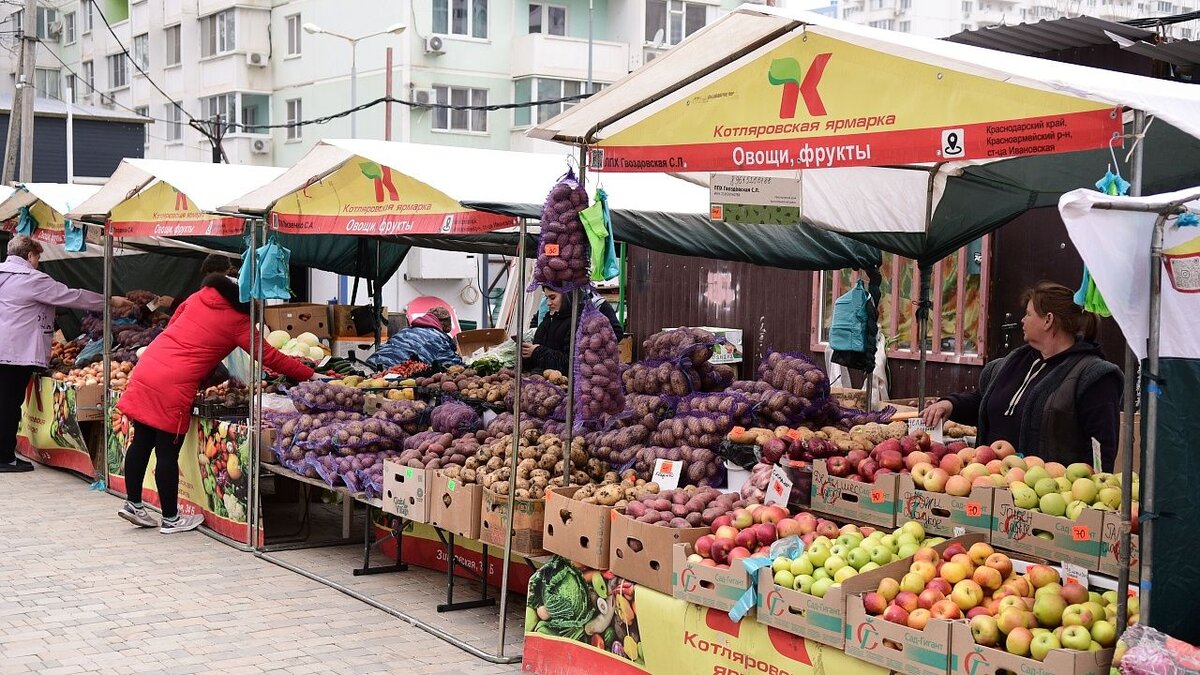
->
[829,279,870,353]
[239,232,292,302]
[16,206,33,236]
[64,221,85,252]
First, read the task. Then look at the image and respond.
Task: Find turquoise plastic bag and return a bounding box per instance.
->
[829,280,870,353]
[598,188,620,281]
[64,221,85,252]
[239,232,292,302]
[16,206,33,235]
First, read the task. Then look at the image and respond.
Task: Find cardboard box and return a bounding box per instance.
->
[427,470,482,539]
[663,326,743,364]
[456,328,508,358]
[947,620,1113,675]
[810,458,899,529]
[609,511,707,595]
[1099,512,1140,582]
[330,304,388,339]
[843,595,953,675]
[259,426,277,464]
[543,486,614,570]
[672,543,754,612]
[758,533,986,650]
[896,475,996,538]
[618,336,633,364]
[831,386,867,410]
[480,488,546,557]
[381,460,430,523]
[264,303,330,341]
[74,383,103,422]
[990,489,1104,571]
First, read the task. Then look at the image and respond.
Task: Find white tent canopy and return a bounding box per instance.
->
[0,183,100,222]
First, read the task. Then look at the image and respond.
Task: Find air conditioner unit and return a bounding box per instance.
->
[250,138,271,155]
[99,92,116,108]
[47,21,62,40]
[412,87,437,106]
[424,35,445,54]
[246,52,268,67]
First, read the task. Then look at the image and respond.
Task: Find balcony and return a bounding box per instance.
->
[970,8,1008,24]
[510,33,629,85]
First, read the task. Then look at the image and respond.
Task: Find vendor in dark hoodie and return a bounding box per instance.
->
[920,282,1122,470]
[523,288,621,373]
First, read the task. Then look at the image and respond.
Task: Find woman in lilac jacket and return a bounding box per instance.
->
[0,236,130,473]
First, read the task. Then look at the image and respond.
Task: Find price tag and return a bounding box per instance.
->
[545,243,560,256]
[731,426,746,437]
[1071,525,1091,541]
[447,479,457,491]
[953,527,966,537]
[1063,562,1089,587]
[870,489,885,504]
[965,501,983,518]
[786,428,802,441]
[906,418,944,443]
[765,465,793,507]
[1091,437,1102,474]
[652,458,683,490]
[406,468,414,478]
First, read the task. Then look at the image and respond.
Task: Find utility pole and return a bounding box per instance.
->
[209,114,228,163]
[3,0,38,183]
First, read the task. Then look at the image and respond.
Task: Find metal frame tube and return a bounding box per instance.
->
[102,227,113,488]
[496,217,529,656]
[562,288,580,486]
[248,218,263,551]
[1140,210,1166,622]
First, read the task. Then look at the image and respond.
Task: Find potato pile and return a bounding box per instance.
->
[619,394,675,431]
[642,327,717,366]
[531,172,590,292]
[584,425,649,460]
[757,351,831,401]
[486,412,543,442]
[457,372,512,403]
[650,412,731,450]
[570,470,660,508]
[945,421,977,438]
[572,305,625,424]
[440,432,603,500]
[627,446,722,486]
[371,399,431,434]
[431,400,481,434]
[506,378,565,420]
[295,416,407,456]
[200,381,249,409]
[49,340,82,368]
[288,381,365,413]
[623,486,744,529]
[675,392,754,426]
[622,360,694,396]
[53,361,132,391]
[394,431,460,470]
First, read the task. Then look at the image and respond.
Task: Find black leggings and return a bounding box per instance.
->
[0,364,36,464]
[124,420,185,519]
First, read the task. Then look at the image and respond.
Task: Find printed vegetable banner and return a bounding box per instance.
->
[17,378,96,478]
[523,557,889,675]
[107,397,252,544]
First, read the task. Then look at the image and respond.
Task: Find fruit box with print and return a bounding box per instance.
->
[761,533,986,651]
[947,619,1113,675]
[1099,512,1139,583]
[382,460,431,523]
[427,470,482,539]
[672,542,754,612]
[479,488,546,557]
[896,475,996,539]
[608,510,707,595]
[844,593,954,675]
[990,489,1104,571]
[542,486,614,570]
[810,458,899,529]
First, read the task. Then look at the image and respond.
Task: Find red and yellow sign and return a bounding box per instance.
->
[269,156,516,236]
[17,378,96,477]
[591,32,1121,172]
[108,180,245,237]
[1,200,70,244]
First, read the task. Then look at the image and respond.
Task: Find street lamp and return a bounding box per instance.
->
[303,21,406,139]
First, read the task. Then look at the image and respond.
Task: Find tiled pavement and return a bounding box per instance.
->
[0,467,525,674]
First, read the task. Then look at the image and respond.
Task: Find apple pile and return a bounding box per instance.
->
[823,432,980,484]
[1006,462,1138,525]
[689,503,798,569]
[906,439,1022,496]
[768,521,942,598]
[861,541,1129,661]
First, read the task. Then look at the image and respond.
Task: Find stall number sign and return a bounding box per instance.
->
[906,419,944,443]
[652,459,683,490]
[765,465,793,507]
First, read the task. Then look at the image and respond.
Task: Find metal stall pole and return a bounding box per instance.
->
[496,218,530,657]
[248,218,264,551]
[916,265,932,405]
[559,145,588,488]
[1140,208,1167,623]
[374,240,383,349]
[101,226,113,490]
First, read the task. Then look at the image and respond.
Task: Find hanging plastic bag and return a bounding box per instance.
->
[580,197,607,281]
[16,206,34,236]
[830,280,870,353]
[599,188,620,281]
[239,232,292,302]
[64,221,85,253]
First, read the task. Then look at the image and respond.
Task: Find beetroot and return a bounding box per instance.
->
[761,438,787,464]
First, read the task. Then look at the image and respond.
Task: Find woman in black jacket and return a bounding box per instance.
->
[522,289,621,372]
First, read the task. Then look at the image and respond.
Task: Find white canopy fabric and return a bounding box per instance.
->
[1059,187,1200,361]
[222,139,710,216]
[0,183,100,222]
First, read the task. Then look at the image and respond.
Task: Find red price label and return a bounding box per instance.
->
[870,490,885,504]
[965,501,982,518]
[545,243,560,256]
[1072,525,1091,541]
[786,429,801,441]
[731,426,746,436]
[1065,577,1080,585]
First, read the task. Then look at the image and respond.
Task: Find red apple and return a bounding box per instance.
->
[826,456,851,477]
[942,543,968,562]
[894,591,920,613]
[846,449,869,468]
[858,459,879,483]
[760,505,788,524]
[975,446,998,464]
[930,598,963,619]
[945,475,972,497]
[917,588,945,610]
[714,525,739,541]
[754,523,778,546]
[990,440,1016,458]
[816,520,839,539]
[728,547,752,568]
[795,512,817,534]
[874,438,903,457]
[710,515,732,533]
[879,450,904,472]
[710,538,735,565]
[731,508,754,529]
[883,604,910,625]
[699,558,717,567]
[776,518,802,539]
[926,578,953,596]
[735,528,758,550]
[940,454,964,476]
[966,606,992,619]
[863,592,888,615]
[695,534,715,558]
[905,451,932,470]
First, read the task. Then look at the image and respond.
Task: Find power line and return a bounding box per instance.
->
[88,0,192,122]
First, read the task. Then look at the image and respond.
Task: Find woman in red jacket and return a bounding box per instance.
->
[116,274,315,533]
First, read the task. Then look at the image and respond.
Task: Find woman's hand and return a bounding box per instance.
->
[921,399,953,427]
[110,296,134,313]
[521,342,537,359]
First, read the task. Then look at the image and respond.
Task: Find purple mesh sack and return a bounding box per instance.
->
[530,170,590,293]
[571,302,625,429]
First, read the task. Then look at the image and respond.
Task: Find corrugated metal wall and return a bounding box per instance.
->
[0,114,145,182]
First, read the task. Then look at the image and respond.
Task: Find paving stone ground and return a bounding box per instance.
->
[0,467,526,675]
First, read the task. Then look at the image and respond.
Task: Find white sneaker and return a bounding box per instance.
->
[118,502,158,528]
[159,513,204,534]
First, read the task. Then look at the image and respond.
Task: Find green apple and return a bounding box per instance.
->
[824,555,847,574]
[1024,466,1051,489]
[1012,483,1040,509]
[794,574,815,594]
[790,556,814,577]
[847,548,872,570]
[837,533,864,549]
[860,562,881,573]
[1030,632,1061,661]
[897,543,919,559]
[869,546,894,566]
[1062,604,1095,629]
[1033,594,1067,627]
[1034,478,1060,498]
[900,521,926,541]
[830,543,851,560]
[1071,478,1099,504]
[774,569,796,588]
[1091,620,1117,647]
[1040,493,1067,517]
[810,577,834,599]
[1066,463,1094,482]
[1101,591,1118,607]
[1097,487,1122,510]
[1036,583,1063,599]
[1083,602,1107,626]
[896,532,919,548]
[834,566,858,583]
[772,557,792,574]
[1061,625,1093,650]
[879,534,899,553]
[812,567,831,582]
[1065,500,1089,521]
[1055,477,1074,493]
[814,536,833,548]
[808,544,831,567]
[925,537,946,547]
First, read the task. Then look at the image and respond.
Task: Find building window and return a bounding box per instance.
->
[900,0,911,9]
[1182,27,1193,38]
[432,0,488,38]
[64,11,75,44]
[133,33,149,70]
[240,93,268,132]
[165,25,181,65]
[645,0,706,45]
[286,98,302,140]
[869,19,895,29]
[961,0,972,12]
[899,20,911,31]
[81,0,92,33]
[432,85,487,132]
[135,105,149,147]
[35,7,57,40]
[65,74,76,101]
[107,53,128,89]
[1156,0,1174,10]
[528,4,567,35]
[165,102,182,141]
[81,60,94,92]
[201,10,236,57]
[285,13,301,55]
[513,77,595,126]
[202,93,237,128]
[812,242,990,365]
[34,68,60,99]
